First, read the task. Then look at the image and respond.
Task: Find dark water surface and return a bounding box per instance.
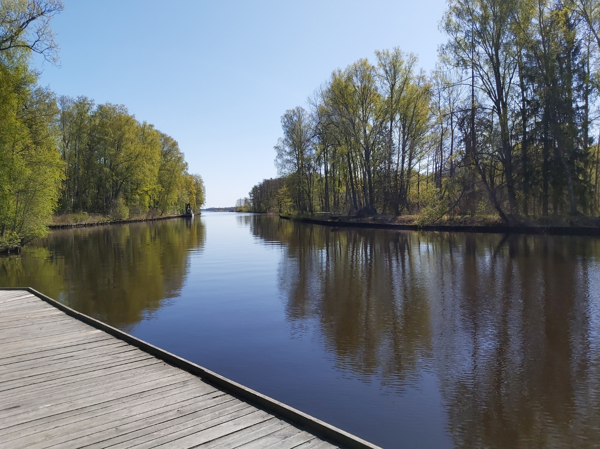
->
[2,213,600,448]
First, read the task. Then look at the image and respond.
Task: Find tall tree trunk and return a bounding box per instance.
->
[347,153,358,212]
[324,154,330,212]
[542,113,550,217]
[595,141,599,214]
[518,54,529,216]
[450,111,455,176]
[365,146,375,211]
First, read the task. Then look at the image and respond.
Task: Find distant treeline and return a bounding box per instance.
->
[57,98,205,219]
[0,1,204,247]
[239,178,285,213]
[243,0,600,224]
[204,207,236,212]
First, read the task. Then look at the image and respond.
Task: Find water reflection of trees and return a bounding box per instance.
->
[431,234,600,448]
[253,218,434,385]
[250,215,600,448]
[0,218,205,331]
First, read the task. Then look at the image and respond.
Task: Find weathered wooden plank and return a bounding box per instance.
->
[0,313,63,327]
[0,364,188,419]
[265,432,318,449]
[0,299,42,309]
[58,392,235,448]
[0,373,211,441]
[0,309,69,321]
[21,390,231,449]
[160,411,280,449]
[0,308,59,321]
[119,407,269,449]
[0,343,140,376]
[0,380,216,447]
[297,439,343,449]
[0,338,129,366]
[0,357,161,396]
[0,331,110,358]
[0,337,107,359]
[1,342,144,374]
[0,295,56,309]
[0,305,56,318]
[196,418,286,449]
[234,425,307,449]
[0,289,33,296]
[0,297,39,307]
[0,299,53,313]
[0,326,103,346]
[0,326,92,342]
[0,355,172,400]
[0,366,193,432]
[0,305,51,316]
[90,400,254,449]
[0,329,100,348]
[0,316,92,335]
[0,311,63,325]
[0,292,36,303]
[0,329,93,346]
[0,314,74,330]
[0,290,32,297]
[0,359,177,403]
[0,307,76,323]
[0,354,157,395]
[0,291,37,300]
[0,379,195,439]
[0,348,150,386]
[0,292,49,309]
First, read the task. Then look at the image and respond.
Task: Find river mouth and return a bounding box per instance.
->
[1,212,600,448]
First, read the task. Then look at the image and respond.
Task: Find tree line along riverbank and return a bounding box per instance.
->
[48,212,195,230]
[0,1,205,254]
[239,1,600,228]
[279,213,600,236]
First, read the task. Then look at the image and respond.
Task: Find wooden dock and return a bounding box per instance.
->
[0,288,380,449]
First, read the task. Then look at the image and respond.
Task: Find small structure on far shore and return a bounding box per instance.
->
[184,203,194,217]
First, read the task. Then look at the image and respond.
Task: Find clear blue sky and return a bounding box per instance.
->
[34,0,448,208]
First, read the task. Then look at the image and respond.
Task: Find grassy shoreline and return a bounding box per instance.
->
[49,213,192,230]
[280,213,600,236]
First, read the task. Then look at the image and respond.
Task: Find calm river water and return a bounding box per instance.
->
[1,212,600,448]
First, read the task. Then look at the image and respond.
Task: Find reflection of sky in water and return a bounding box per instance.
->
[2,213,600,448]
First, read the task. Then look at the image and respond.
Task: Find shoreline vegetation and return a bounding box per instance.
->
[239,1,600,230]
[279,213,600,236]
[0,2,205,254]
[0,213,195,254]
[202,207,236,212]
[48,212,194,230]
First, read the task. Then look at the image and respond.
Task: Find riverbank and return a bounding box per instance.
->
[49,213,192,230]
[1,213,197,255]
[280,213,600,236]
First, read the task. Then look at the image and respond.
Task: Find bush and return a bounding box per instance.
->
[276,186,294,215]
[146,208,160,219]
[128,204,148,217]
[71,212,90,223]
[415,185,446,226]
[0,230,21,252]
[110,198,130,221]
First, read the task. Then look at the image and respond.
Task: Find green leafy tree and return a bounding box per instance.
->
[275,107,315,212]
[0,44,62,243]
[191,174,205,212]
